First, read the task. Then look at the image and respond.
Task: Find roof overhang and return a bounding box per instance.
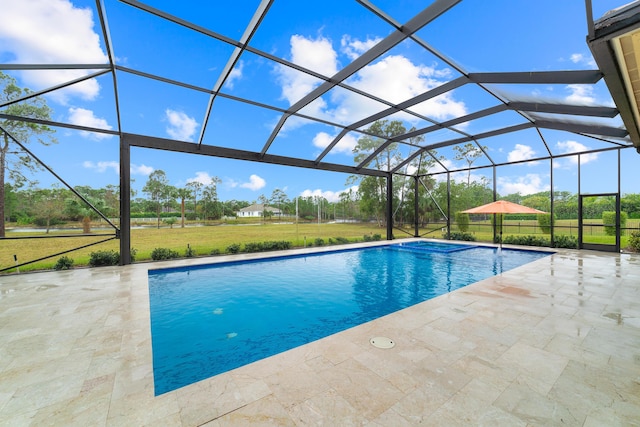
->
[588,0,640,153]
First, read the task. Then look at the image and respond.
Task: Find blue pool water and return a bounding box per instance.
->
[148,242,551,395]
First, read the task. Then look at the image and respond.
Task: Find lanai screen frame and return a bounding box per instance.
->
[1,0,636,269]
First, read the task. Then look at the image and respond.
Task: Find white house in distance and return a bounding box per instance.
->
[236,203,282,218]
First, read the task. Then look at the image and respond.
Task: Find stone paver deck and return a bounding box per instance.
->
[1,241,639,426]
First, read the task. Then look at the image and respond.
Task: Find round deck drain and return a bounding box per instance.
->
[370,337,395,349]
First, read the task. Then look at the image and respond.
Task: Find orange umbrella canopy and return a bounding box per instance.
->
[461,200,546,215]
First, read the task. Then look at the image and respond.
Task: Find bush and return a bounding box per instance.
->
[333,237,350,244]
[455,212,469,232]
[537,213,553,234]
[446,231,476,241]
[210,249,221,255]
[151,248,180,260]
[54,256,74,270]
[243,242,264,252]
[629,231,640,252]
[185,245,196,258]
[243,241,292,253]
[363,233,382,242]
[89,250,120,267]
[502,235,550,247]
[16,214,34,225]
[226,243,241,254]
[314,238,325,246]
[602,211,628,236]
[130,248,138,262]
[553,235,578,249]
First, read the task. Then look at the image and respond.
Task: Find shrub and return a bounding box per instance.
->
[54,256,74,270]
[151,248,180,260]
[89,250,120,267]
[446,231,476,241]
[328,238,335,245]
[243,241,292,253]
[537,213,553,234]
[372,234,382,241]
[334,237,350,244]
[602,211,628,236]
[185,244,196,258]
[16,214,34,225]
[314,238,325,246]
[553,235,578,249]
[210,249,221,255]
[455,212,469,232]
[226,243,241,254]
[244,242,264,252]
[130,248,138,262]
[502,235,550,247]
[629,231,640,252]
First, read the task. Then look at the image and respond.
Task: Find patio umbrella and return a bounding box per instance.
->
[461,200,546,249]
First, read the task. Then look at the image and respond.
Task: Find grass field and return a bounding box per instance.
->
[0,221,389,273]
[2,218,638,274]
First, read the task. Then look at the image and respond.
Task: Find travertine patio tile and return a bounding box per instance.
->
[287,388,365,426]
[265,363,331,408]
[0,244,639,425]
[215,395,295,426]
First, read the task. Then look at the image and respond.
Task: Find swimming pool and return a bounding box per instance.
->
[148,241,551,395]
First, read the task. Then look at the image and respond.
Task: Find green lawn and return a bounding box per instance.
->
[2,218,638,274]
[1,221,393,273]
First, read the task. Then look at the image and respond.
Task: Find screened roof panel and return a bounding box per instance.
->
[450,109,528,135]
[296,84,390,126]
[267,119,351,162]
[106,3,237,89]
[1,0,634,194]
[539,128,629,157]
[415,2,599,73]
[481,127,553,165]
[247,0,397,74]
[200,97,282,152]
[132,0,261,41]
[116,72,210,141]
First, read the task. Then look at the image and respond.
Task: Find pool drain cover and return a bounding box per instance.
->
[370,337,395,349]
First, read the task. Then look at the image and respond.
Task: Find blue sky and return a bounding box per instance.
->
[1,0,638,203]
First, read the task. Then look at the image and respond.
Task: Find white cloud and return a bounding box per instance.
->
[0,0,108,103]
[276,35,338,107]
[240,174,266,191]
[165,109,199,141]
[498,174,549,196]
[131,164,154,175]
[68,107,113,140]
[340,35,382,60]
[83,160,118,174]
[224,60,244,89]
[187,171,216,186]
[565,84,596,105]
[274,35,465,138]
[569,53,596,67]
[346,54,463,121]
[312,132,357,155]
[299,186,358,203]
[556,140,598,164]
[507,144,536,163]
